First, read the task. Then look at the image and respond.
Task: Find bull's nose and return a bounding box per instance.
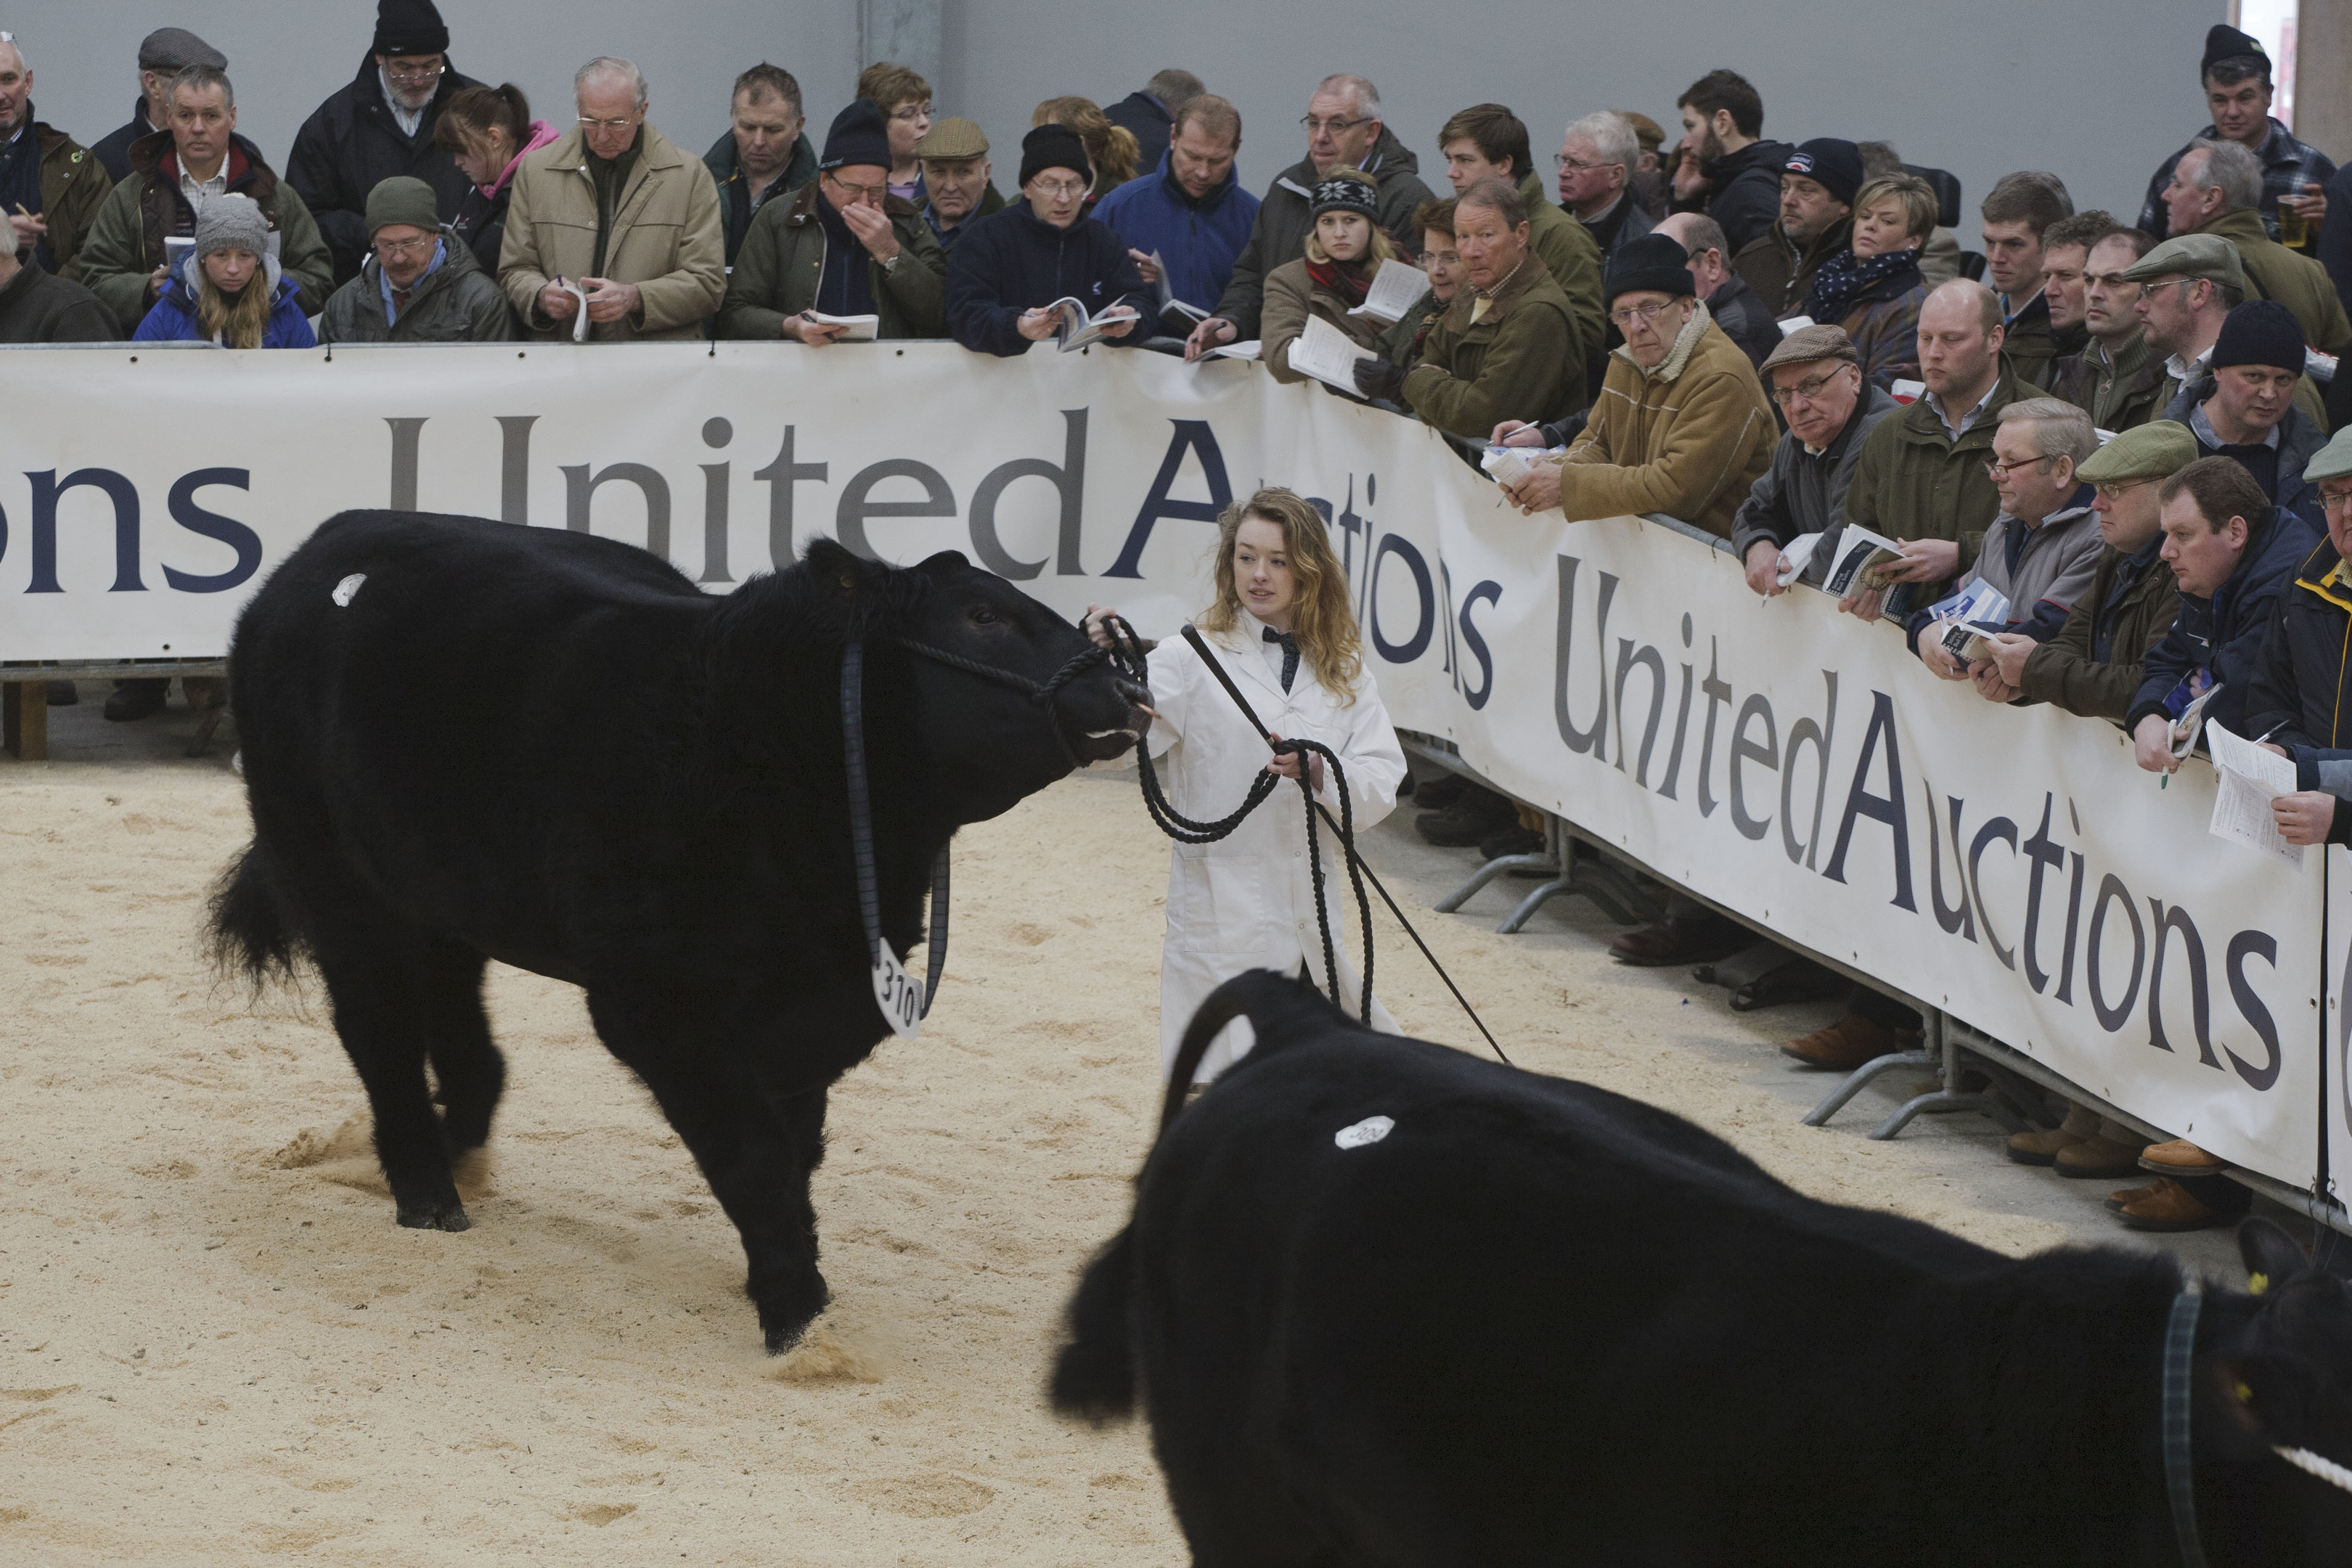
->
[1116,677,1151,709]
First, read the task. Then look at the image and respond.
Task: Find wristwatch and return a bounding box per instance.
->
[881,253,902,275]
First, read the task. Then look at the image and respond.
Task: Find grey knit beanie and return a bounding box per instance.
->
[195,195,271,261]
[364,176,441,237]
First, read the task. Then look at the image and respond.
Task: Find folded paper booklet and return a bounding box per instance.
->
[2164,675,2224,760]
[1480,442,1567,489]
[1776,531,1824,587]
[1929,581,2011,664]
[1284,314,1375,393]
[1818,524,1909,597]
[555,279,591,343]
[1344,258,1429,324]
[2203,719,2303,867]
[1146,253,1212,323]
[1777,314,1816,335]
[807,311,879,341]
[1199,339,1260,361]
[1048,297,1140,352]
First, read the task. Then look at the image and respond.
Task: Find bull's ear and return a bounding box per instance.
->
[2240,1216,2312,1295]
[917,550,971,576]
[803,536,882,595]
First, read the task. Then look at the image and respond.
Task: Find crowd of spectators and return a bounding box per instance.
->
[9,6,2351,1233]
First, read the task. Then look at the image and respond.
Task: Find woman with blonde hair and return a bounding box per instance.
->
[1797,171,1934,389]
[132,194,315,349]
[1031,95,1140,207]
[1084,488,1406,1084]
[1262,171,1407,388]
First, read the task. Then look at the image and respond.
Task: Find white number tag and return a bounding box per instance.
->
[871,946,923,1039]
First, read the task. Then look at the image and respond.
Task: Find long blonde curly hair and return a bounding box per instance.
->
[1199,488,1363,701]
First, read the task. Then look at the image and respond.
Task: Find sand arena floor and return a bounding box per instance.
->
[0,722,2254,1564]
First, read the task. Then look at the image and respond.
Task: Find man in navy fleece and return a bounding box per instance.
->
[946,123,1153,356]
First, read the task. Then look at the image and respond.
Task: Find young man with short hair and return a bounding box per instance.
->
[1093,94,1257,333]
[1671,68,1789,253]
[2139,23,2333,248]
[2051,227,2165,432]
[1977,171,2075,388]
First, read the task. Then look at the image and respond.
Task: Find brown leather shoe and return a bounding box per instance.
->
[2006,1125,2089,1166]
[2139,1138,2226,1175]
[2106,1182,2160,1213]
[2118,1177,2229,1233]
[2054,1135,2147,1179]
[1609,912,1746,968]
[1780,1013,1918,1070]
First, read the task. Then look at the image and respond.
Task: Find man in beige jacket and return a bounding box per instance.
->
[497,56,724,341]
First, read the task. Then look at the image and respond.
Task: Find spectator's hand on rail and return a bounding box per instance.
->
[1265,735,1324,795]
[1018,307,1062,342]
[1915,624,1970,680]
[783,312,849,346]
[838,200,900,262]
[1351,356,1406,401]
[1098,309,1140,339]
[2133,714,2181,775]
[1742,539,1787,597]
[1980,631,2035,687]
[1183,316,1236,360]
[1503,461,1561,515]
[1838,584,1887,622]
[1877,537,1959,584]
[1130,249,1162,285]
[1492,420,1545,448]
[581,279,640,323]
[2275,790,2338,846]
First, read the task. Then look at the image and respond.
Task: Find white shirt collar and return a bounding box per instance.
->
[2166,344,2213,385]
[380,68,428,139]
[179,157,229,211]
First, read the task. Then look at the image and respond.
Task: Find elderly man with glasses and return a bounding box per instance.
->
[286,0,483,286]
[497,56,723,342]
[317,173,513,341]
[1728,324,1900,595]
[1183,73,1432,359]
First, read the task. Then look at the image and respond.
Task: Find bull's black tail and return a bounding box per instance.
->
[1049,1224,1137,1424]
[206,841,306,992]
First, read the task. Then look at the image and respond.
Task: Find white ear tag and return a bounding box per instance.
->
[871,946,923,1039]
[331,573,367,607]
[1334,1115,1393,1150]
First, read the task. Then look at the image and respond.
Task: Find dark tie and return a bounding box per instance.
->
[1262,626,1299,693]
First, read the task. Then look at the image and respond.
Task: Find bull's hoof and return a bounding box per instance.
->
[396,1201,470,1233]
[756,1278,830,1355]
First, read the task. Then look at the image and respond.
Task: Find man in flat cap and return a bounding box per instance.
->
[287,0,484,285]
[2123,233,2253,410]
[913,117,1004,256]
[2139,23,2332,248]
[1731,323,1900,596]
[92,28,225,182]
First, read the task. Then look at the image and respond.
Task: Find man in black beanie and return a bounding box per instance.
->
[286,0,483,285]
[2138,23,2333,249]
[1731,136,1858,315]
[720,99,945,343]
[944,123,1153,355]
[2162,298,2327,518]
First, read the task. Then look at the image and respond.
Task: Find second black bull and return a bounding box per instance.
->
[209,511,1148,1351]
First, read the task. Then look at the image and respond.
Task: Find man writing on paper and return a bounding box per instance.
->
[720,99,945,344]
[944,123,1153,356]
[2245,428,2352,846]
[1906,398,2103,686]
[1994,420,2192,720]
[497,57,724,343]
[1349,177,1580,438]
[1486,232,1773,537]
[2125,455,2319,775]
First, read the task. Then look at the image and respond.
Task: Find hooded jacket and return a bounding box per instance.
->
[2019,533,2182,721]
[1091,150,1261,335]
[449,119,560,274]
[77,129,335,336]
[1728,382,1901,582]
[286,52,487,285]
[1400,253,1585,436]
[2051,330,2166,433]
[1698,138,1795,255]
[1550,303,1776,538]
[130,247,315,347]
[944,197,1154,356]
[1208,126,1434,339]
[702,126,819,266]
[719,181,946,341]
[317,228,516,343]
[2190,206,2352,354]
[2245,535,2352,844]
[497,122,727,342]
[2125,502,2322,737]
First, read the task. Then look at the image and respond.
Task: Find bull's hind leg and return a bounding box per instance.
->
[310,915,470,1232]
[415,937,506,1159]
[587,990,830,1352]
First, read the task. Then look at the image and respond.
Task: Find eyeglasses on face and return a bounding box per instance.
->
[2136,277,2194,301]
[384,60,445,83]
[825,172,889,200]
[1554,155,1609,173]
[578,114,638,132]
[1029,177,1088,200]
[1985,454,2057,480]
[2320,486,2352,512]
[1300,115,1371,136]
[373,235,437,260]
[2093,477,2162,502]
[1609,299,1679,330]
[1769,367,1850,407]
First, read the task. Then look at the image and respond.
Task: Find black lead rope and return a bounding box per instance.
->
[2163,1291,2210,1568]
[841,642,949,1020]
[1103,616,1508,1066]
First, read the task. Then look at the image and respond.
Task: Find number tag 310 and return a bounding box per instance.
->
[871,946,923,1039]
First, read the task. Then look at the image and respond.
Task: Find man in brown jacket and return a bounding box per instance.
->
[1493,232,1773,538]
[1732,138,1856,315]
[498,56,724,342]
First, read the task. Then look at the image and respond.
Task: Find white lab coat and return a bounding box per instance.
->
[1145,613,1408,1083]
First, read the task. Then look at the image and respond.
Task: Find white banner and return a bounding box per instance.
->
[0,342,2327,1193]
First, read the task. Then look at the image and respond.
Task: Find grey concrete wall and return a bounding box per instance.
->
[12,1,2222,233]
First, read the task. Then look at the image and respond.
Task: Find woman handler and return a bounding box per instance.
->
[1086,487,1407,1085]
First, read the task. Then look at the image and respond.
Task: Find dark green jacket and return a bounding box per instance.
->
[1517,172,1604,370]
[317,229,518,343]
[1998,288,2086,392]
[20,118,113,282]
[718,180,946,340]
[702,128,817,265]
[2051,330,2165,433]
[1840,361,2030,587]
[1402,253,1585,436]
[1732,215,1850,316]
[2018,536,2181,719]
[2197,206,2352,354]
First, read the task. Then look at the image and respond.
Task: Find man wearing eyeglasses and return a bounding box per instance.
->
[2245,428,2352,849]
[497,56,724,343]
[2118,233,2245,411]
[317,174,513,342]
[945,123,1153,356]
[1183,73,1432,359]
[1728,324,1898,595]
[720,100,945,343]
[286,0,482,287]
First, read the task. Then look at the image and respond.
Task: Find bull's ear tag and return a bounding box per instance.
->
[330,573,366,607]
[871,945,923,1040]
[1334,1116,1393,1150]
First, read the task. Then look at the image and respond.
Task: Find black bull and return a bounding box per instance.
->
[1054,971,2352,1566]
[209,511,1146,1351]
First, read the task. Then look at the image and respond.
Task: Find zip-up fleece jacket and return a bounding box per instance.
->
[1090,152,1259,336]
[944,198,1153,357]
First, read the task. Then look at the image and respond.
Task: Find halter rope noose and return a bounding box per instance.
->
[1098,614,1509,1065]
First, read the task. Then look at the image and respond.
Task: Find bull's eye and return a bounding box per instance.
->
[971,606,1000,626]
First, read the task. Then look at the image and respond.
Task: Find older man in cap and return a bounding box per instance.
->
[92,28,225,182]
[2162,299,2327,518]
[287,0,484,286]
[0,36,115,281]
[1734,136,1860,315]
[317,174,513,341]
[1731,324,1900,595]
[2160,139,2350,354]
[1095,94,1256,335]
[720,99,946,343]
[912,117,1003,256]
